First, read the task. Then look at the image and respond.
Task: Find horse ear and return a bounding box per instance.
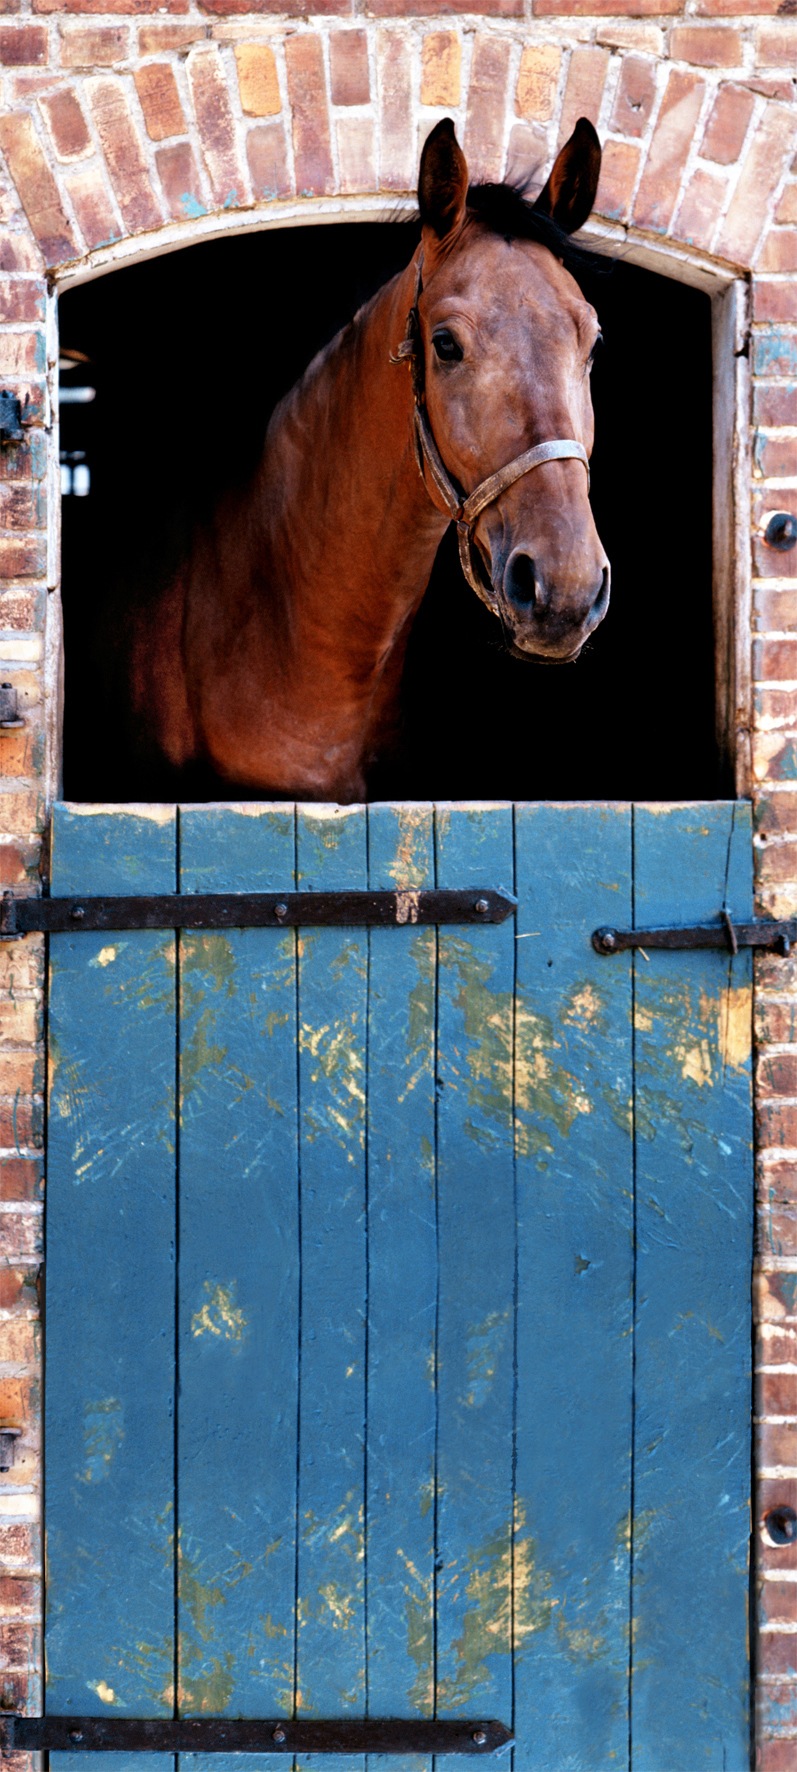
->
[535,117,601,235]
[418,118,468,241]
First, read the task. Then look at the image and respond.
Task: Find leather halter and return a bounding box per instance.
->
[391,254,591,609]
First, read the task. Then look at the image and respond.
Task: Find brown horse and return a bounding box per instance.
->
[121,117,609,803]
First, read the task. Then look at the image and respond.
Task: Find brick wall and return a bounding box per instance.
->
[0,4,796,1763]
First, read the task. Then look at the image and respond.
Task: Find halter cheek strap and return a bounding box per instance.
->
[391,253,591,610]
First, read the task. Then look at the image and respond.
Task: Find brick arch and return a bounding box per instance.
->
[0,25,795,281]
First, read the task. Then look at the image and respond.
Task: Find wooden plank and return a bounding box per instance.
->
[176,805,300,1772]
[434,805,515,1772]
[513,804,634,1772]
[366,806,436,1772]
[46,804,176,1772]
[631,802,753,1772]
[295,806,368,1772]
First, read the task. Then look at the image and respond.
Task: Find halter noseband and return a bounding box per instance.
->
[391,254,590,609]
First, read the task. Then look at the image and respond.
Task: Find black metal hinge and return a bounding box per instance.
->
[0,888,516,939]
[0,1716,512,1756]
[593,910,795,957]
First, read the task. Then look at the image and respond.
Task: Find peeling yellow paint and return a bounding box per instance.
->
[396,889,421,925]
[318,1582,356,1628]
[561,983,604,1030]
[388,807,430,891]
[463,1309,509,1408]
[80,1397,123,1485]
[92,946,118,968]
[191,1281,247,1343]
[90,1680,118,1705]
[397,1547,433,1710]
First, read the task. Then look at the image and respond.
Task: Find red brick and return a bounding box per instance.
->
[186,46,246,207]
[0,283,43,326]
[761,231,797,275]
[756,433,797,478]
[539,0,677,12]
[0,113,77,267]
[0,482,45,529]
[138,24,206,52]
[757,1734,797,1771]
[242,120,288,198]
[0,1626,40,1669]
[59,24,129,64]
[0,1159,42,1204]
[38,0,183,14]
[754,328,797,379]
[0,26,46,64]
[596,138,641,222]
[759,1197,797,1256]
[422,30,462,108]
[336,116,375,192]
[155,141,206,220]
[755,384,797,428]
[0,1576,38,1613]
[610,54,656,140]
[234,44,281,117]
[0,536,45,578]
[777,184,797,225]
[761,1635,797,1680]
[0,935,44,991]
[0,1526,36,1566]
[0,235,44,274]
[63,162,121,252]
[670,24,744,64]
[758,1101,797,1147]
[0,1269,32,1312]
[558,44,610,148]
[717,107,797,269]
[755,282,797,325]
[758,1368,797,1415]
[368,0,520,15]
[377,29,412,193]
[759,1052,797,1097]
[0,333,44,379]
[464,35,512,182]
[329,29,370,105]
[86,78,162,234]
[39,90,92,162]
[633,70,706,235]
[714,79,761,157]
[759,1421,797,1471]
[135,63,186,141]
[756,23,797,66]
[675,165,729,250]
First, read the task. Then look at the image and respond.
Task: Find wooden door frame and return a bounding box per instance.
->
[42,207,751,810]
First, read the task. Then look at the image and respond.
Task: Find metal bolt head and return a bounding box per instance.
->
[474,898,490,916]
[70,905,85,922]
[274,903,288,921]
[764,512,797,552]
[764,1505,797,1545]
[272,1726,287,1744]
[472,1730,488,1746]
[69,1731,84,1743]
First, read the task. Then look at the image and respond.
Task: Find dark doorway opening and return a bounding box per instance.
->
[59,222,716,802]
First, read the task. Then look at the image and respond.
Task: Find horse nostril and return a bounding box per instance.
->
[504,551,539,610]
[592,565,611,622]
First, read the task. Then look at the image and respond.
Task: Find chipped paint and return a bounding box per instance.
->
[388,807,431,891]
[463,1309,510,1409]
[80,1397,123,1485]
[191,1280,247,1343]
[89,1680,119,1705]
[90,946,118,969]
[397,1547,433,1710]
[300,1015,365,1151]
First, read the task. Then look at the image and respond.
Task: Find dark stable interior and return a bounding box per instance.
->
[59,221,717,803]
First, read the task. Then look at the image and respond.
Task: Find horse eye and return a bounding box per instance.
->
[589,333,604,363]
[432,330,464,364]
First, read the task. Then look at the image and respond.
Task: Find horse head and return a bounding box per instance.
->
[412,116,610,663]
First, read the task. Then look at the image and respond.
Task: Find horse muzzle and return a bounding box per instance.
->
[496,554,611,662]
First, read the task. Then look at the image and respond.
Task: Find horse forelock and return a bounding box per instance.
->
[463,182,610,284]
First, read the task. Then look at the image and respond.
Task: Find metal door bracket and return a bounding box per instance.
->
[0,1716,512,1756]
[593,912,795,957]
[0,887,517,939]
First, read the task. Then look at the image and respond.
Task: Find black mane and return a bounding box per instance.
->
[466,180,610,281]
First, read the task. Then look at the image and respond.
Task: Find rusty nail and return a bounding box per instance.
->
[764,1505,797,1545]
[70,906,85,922]
[272,1727,287,1744]
[474,898,490,915]
[764,512,797,552]
[472,1730,487,1746]
[274,903,288,921]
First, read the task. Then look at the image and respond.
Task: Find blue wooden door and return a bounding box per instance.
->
[45,800,753,1772]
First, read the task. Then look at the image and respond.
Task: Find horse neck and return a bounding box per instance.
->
[263,254,449,664]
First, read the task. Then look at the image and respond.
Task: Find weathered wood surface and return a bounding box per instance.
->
[47,805,177,1772]
[632,802,753,1772]
[45,801,753,1772]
